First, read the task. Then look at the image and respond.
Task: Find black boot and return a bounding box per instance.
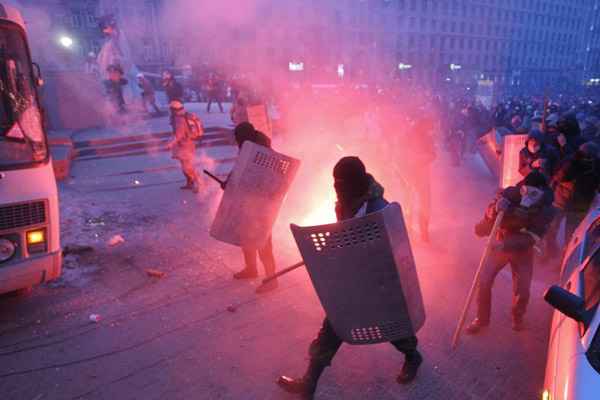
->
[277,359,327,399]
[397,350,423,384]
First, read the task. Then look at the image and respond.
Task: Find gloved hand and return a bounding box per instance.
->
[495,197,511,213]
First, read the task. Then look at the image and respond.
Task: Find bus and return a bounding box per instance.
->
[0,4,61,295]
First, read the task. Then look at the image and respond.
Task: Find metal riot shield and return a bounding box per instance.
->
[210,142,300,248]
[291,202,425,345]
[477,129,503,178]
[500,134,527,189]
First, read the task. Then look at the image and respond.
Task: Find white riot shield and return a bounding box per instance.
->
[210,142,300,248]
[291,202,425,345]
[477,129,502,178]
[501,134,527,189]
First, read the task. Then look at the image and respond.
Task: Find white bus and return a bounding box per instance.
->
[0,4,61,295]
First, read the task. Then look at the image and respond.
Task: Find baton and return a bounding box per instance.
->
[260,261,305,285]
[203,169,225,187]
[451,211,505,350]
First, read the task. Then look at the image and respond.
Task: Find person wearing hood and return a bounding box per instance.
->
[468,171,555,334]
[519,130,557,179]
[104,64,127,114]
[168,100,201,193]
[277,157,423,399]
[230,122,278,294]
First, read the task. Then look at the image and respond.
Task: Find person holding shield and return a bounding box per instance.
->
[277,157,423,399]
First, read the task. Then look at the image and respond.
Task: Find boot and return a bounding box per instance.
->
[465,318,489,335]
[233,267,258,280]
[397,350,423,384]
[256,278,278,294]
[180,178,194,190]
[512,317,525,332]
[277,359,327,399]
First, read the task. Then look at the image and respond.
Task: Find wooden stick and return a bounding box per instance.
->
[260,261,305,285]
[203,169,225,187]
[451,211,505,350]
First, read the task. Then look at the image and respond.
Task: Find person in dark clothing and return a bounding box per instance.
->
[137,73,160,114]
[230,122,278,294]
[162,70,184,103]
[277,157,423,400]
[551,142,600,241]
[518,130,557,180]
[468,171,554,334]
[206,74,224,113]
[104,64,127,114]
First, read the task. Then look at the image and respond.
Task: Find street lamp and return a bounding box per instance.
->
[58,35,74,49]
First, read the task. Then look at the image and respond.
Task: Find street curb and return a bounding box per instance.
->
[73,126,233,150]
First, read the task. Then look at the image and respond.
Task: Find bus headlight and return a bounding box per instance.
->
[0,238,16,262]
[26,229,46,254]
[542,389,551,400]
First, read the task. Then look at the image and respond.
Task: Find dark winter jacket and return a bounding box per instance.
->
[475,184,554,252]
[518,138,557,178]
[138,78,155,97]
[104,78,127,106]
[552,154,600,212]
[164,78,184,102]
[336,175,387,221]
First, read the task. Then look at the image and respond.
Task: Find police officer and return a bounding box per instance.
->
[168,100,200,193]
[230,122,279,294]
[277,157,423,399]
[468,171,554,333]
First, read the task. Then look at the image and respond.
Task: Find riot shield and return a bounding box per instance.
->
[291,202,425,345]
[210,142,300,248]
[500,134,527,189]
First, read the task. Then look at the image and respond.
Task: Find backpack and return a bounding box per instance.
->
[184,112,204,140]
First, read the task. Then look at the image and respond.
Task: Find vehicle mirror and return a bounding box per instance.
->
[544,285,589,324]
[32,62,43,87]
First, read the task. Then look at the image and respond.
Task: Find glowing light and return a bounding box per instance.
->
[398,63,413,71]
[337,64,345,78]
[27,230,45,245]
[450,63,462,71]
[289,61,304,72]
[59,36,74,48]
[542,389,551,400]
[134,180,141,185]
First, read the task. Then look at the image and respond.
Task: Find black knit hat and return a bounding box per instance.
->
[333,157,370,199]
[234,122,256,148]
[522,170,547,188]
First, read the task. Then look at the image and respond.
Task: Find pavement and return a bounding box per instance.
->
[0,113,561,400]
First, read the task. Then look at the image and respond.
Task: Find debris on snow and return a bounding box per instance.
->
[89,314,101,323]
[63,244,94,256]
[145,269,166,278]
[108,235,125,247]
[226,306,237,313]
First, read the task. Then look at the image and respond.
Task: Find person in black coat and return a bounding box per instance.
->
[104,64,127,113]
[277,157,423,400]
[518,130,557,179]
[551,142,600,240]
[162,70,184,103]
[468,171,555,334]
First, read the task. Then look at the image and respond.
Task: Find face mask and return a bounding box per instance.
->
[528,144,541,154]
[520,186,544,208]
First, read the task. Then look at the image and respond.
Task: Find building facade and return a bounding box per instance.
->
[16,0,600,94]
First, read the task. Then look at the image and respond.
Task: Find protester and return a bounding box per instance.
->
[104,64,127,114]
[468,171,555,333]
[137,73,160,115]
[277,157,423,400]
[229,122,279,294]
[162,70,184,103]
[168,100,202,194]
